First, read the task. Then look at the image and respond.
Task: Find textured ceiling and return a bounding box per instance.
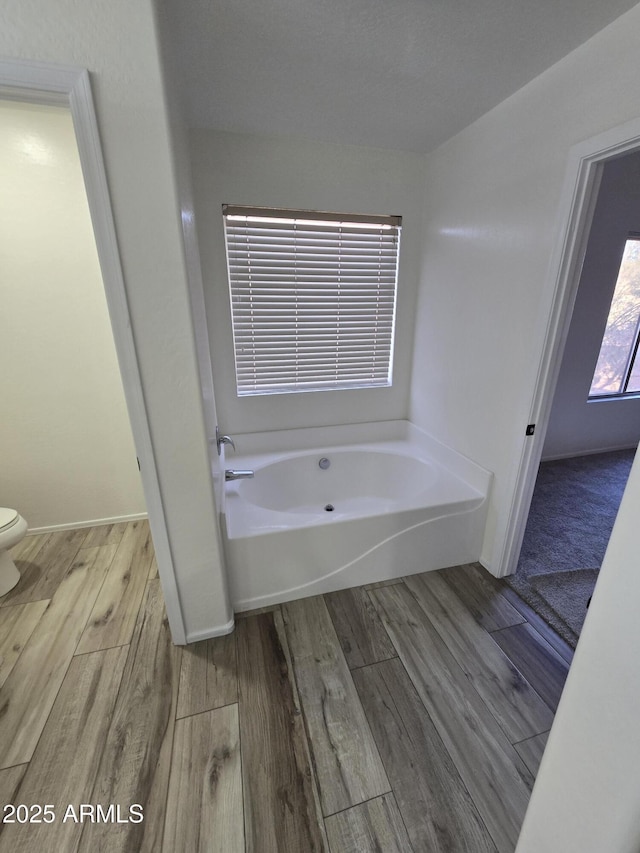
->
[165,0,639,153]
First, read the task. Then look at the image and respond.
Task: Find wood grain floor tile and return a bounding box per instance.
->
[354,659,497,852]
[148,555,158,580]
[492,622,569,712]
[177,632,237,719]
[493,578,575,665]
[8,532,49,563]
[163,705,244,853]
[2,534,53,607]
[0,646,128,853]
[0,520,571,852]
[80,579,181,853]
[76,521,154,654]
[0,765,27,809]
[324,793,413,853]
[405,572,554,741]
[237,612,327,853]
[272,609,330,847]
[372,583,532,853]
[81,521,128,548]
[439,563,525,631]
[234,604,281,619]
[0,545,116,768]
[0,600,49,688]
[2,529,89,606]
[324,586,396,669]
[282,596,390,816]
[0,561,45,607]
[514,731,550,778]
[362,578,403,591]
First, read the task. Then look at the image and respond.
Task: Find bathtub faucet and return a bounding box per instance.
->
[215,426,236,455]
[225,469,254,481]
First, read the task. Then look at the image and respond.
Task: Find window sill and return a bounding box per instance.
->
[587,392,640,403]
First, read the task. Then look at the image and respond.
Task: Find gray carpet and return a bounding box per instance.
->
[531,569,599,637]
[505,449,635,647]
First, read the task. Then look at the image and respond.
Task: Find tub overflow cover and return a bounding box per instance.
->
[319,457,331,470]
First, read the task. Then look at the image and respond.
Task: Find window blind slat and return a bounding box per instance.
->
[231,291,396,297]
[229,263,396,272]
[225,225,398,238]
[233,342,393,352]
[230,270,396,278]
[224,206,400,396]
[235,351,392,363]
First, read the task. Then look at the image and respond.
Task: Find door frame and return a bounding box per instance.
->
[0,58,187,643]
[500,115,640,578]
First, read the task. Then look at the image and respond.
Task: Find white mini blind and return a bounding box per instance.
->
[223,205,401,396]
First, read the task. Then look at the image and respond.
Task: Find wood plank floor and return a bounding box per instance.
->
[0,529,569,852]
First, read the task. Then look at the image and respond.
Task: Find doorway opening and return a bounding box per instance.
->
[1,98,146,533]
[0,59,186,643]
[503,123,640,646]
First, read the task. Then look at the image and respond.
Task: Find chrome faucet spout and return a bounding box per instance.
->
[215,426,236,455]
[225,469,254,481]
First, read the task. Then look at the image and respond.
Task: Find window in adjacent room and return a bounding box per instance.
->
[222,205,401,396]
[589,235,640,398]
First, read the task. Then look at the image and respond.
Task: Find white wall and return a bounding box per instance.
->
[0,100,145,531]
[543,152,640,459]
[409,9,640,847]
[516,445,640,852]
[410,3,640,572]
[2,0,231,639]
[153,0,230,587]
[189,129,424,437]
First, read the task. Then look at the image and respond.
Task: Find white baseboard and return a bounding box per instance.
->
[26,512,148,536]
[541,443,638,462]
[185,618,235,644]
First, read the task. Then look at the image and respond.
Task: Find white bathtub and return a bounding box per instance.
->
[222,420,492,611]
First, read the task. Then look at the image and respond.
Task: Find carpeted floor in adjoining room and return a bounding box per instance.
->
[505,448,636,647]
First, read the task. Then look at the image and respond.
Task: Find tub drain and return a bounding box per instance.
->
[324,504,334,512]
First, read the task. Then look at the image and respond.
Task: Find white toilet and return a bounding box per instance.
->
[0,508,28,597]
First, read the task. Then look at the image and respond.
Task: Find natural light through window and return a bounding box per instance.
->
[222,205,401,396]
[589,236,640,398]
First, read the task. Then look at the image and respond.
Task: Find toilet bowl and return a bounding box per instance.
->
[0,508,28,597]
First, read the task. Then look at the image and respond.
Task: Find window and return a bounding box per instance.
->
[589,236,640,398]
[223,205,401,396]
